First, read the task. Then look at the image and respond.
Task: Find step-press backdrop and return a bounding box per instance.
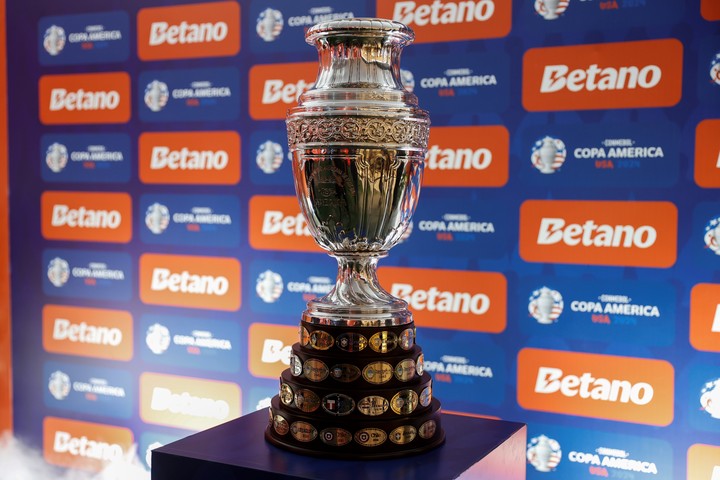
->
[6,0,720,477]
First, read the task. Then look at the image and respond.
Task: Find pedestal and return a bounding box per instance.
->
[151,410,526,479]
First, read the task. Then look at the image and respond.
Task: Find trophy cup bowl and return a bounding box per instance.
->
[266,18,444,459]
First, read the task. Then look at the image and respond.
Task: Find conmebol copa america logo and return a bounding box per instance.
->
[531,136,566,174]
[703,216,720,255]
[401,69,415,93]
[534,0,570,20]
[48,370,71,401]
[144,80,169,112]
[710,52,720,87]
[700,377,720,420]
[527,434,562,472]
[256,140,284,174]
[43,25,66,56]
[256,269,284,303]
[146,323,171,355]
[256,7,284,42]
[46,142,68,173]
[529,286,564,325]
[47,257,70,287]
[145,202,170,235]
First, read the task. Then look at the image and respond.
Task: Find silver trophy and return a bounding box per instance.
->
[265,18,444,458]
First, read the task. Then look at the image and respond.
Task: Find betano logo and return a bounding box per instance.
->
[137,1,240,60]
[39,72,130,124]
[517,348,674,426]
[41,191,132,243]
[139,253,241,311]
[248,62,317,120]
[519,200,677,268]
[694,119,720,188]
[139,131,241,185]
[43,305,132,361]
[248,323,297,379]
[687,444,720,479]
[690,283,720,353]
[378,0,511,42]
[523,39,683,111]
[43,417,134,472]
[139,372,240,431]
[424,125,508,187]
[248,195,322,253]
[378,266,506,333]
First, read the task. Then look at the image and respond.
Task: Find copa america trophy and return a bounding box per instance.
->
[265,18,444,458]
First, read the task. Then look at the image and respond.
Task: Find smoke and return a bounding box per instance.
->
[0,432,150,480]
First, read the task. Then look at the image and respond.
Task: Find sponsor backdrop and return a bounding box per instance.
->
[2,0,719,477]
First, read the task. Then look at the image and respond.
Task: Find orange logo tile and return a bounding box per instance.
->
[519,200,677,268]
[694,119,720,188]
[139,131,241,185]
[248,195,322,253]
[248,62,316,120]
[43,305,133,361]
[517,348,674,426]
[523,39,683,111]
[139,372,241,431]
[139,253,241,311]
[378,266,506,333]
[377,0,512,42]
[424,125,508,187]
[248,323,297,379]
[39,72,130,124]
[137,2,240,60]
[41,191,132,243]
[690,283,720,353]
[43,417,134,472]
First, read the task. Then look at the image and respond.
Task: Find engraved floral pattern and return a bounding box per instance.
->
[287,116,429,149]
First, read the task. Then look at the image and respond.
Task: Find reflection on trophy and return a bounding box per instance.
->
[265,18,444,458]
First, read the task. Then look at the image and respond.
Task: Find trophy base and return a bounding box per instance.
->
[265,397,445,460]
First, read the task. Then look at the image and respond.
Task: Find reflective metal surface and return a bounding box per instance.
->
[287,18,429,326]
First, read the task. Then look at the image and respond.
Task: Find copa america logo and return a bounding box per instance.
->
[47,257,70,287]
[710,52,720,87]
[146,323,171,355]
[145,202,171,235]
[256,140,284,174]
[703,216,720,256]
[534,0,570,20]
[527,434,562,472]
[46,142,68,173]
[529,286,563,325]
[401,69,415,93]
[144,80,169,112]
[256,7,284,42]
[700,377,720,420]
[256,269,284,303]
[48,370,71,401]
[43,25,66,56]
[531,136,567,174]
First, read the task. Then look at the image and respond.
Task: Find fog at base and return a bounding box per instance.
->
[0,432,150,480]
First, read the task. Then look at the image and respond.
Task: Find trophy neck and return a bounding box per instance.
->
[298,18,420,109]
[302,254,412,326]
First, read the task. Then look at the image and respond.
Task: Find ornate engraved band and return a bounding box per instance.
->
[267,397,444,455]
[279,369,433,419]
[300,323,417,355]
[291,344,425,386]
[286,115,430,150]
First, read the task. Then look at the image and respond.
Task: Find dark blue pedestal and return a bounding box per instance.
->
[151,410,526,479]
